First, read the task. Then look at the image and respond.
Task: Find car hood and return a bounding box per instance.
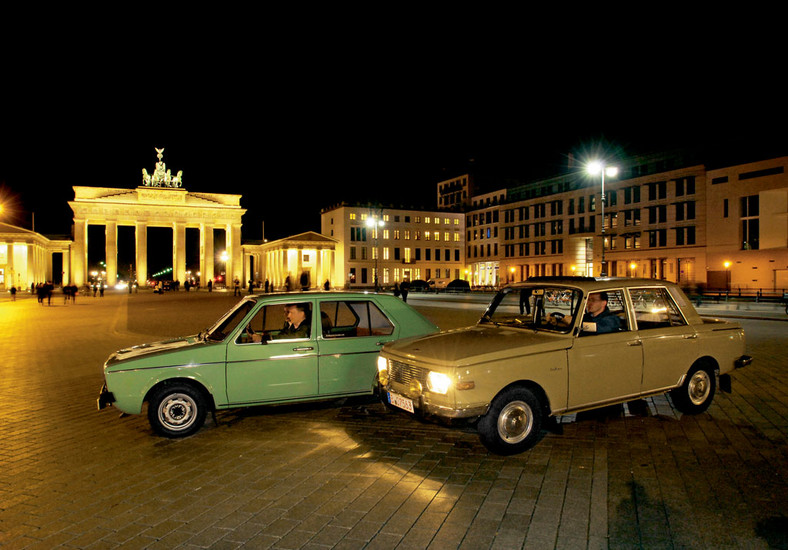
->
[382,324,572,369]
[105,335,213,368]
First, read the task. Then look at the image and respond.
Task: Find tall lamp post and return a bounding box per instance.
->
[366,216,384,291]
[586,161,618,277]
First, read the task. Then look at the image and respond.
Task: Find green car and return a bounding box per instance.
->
[97,292,439,437]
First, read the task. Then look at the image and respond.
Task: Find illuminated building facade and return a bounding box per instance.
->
[0,222,71,290]
[321,204,465,289]
[241,231,337,291]
[467,154,787,291]
[465,189,507,287]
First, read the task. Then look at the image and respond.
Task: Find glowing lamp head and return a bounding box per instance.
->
[587,161,618,177]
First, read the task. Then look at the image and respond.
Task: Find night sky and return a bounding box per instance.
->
[1,27,784,259]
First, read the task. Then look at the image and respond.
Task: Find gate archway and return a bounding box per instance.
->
[69,185,245,287]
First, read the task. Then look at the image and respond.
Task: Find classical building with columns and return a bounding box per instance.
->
[242,231,337,291]
[0,222,72,290]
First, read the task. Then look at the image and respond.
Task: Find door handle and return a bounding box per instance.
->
[682,334,698,340]
[627,340,642,346]
[293,346,314,351]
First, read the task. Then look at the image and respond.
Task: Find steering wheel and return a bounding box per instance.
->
[550,312,565,320]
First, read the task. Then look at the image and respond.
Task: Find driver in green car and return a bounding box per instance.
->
[271,303,311,339]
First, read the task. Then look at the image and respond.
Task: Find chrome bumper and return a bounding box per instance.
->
[734,355,752,369]
[381,384,487,419]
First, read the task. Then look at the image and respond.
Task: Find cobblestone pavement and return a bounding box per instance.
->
[1,290,786,549]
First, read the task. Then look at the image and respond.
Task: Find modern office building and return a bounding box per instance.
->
[460,153,787,291]
[321,203,465,289]
[437,173,475,210]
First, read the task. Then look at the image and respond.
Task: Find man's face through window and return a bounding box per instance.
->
[284,305,307,328]
[586,293,607,316]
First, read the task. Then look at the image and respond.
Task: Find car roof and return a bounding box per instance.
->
[506,276,683,292]
[246,291,397,302]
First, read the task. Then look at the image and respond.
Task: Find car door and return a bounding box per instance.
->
[567,289,643,409]
[225,300,318,405]
[317,298,397,395]
[630,287,699,393]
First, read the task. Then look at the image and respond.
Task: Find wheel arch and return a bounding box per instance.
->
[681,355,719,384]
[144,377,216,411]
[492,379,552,418]
[696,355,720,372]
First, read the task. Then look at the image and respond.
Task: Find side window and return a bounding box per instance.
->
[320,301,395,338]
[579,289,628,335]
[603,289,629,331]
[630,288,686,330]
[237,302,312,344]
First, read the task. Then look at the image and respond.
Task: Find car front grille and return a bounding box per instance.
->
[389,359,427,386]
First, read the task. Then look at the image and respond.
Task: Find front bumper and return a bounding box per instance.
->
[381,384,488,419]
[97,383,115,410]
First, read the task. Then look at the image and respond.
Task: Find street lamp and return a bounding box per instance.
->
[587,161,619,277]
[366,216,384,291]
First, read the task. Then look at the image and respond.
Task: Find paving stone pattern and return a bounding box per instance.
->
[0,291,786,549]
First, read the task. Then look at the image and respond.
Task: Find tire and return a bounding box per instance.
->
[147,383,208,438]
[477,386,543,455]
[670,364,716,414]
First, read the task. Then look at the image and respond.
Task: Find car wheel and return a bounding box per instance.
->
[477,386,543,455]
[670,363,716,414]
[147,383,208,438]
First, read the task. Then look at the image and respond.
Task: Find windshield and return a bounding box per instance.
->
[203,299,256,341]
[480,286,582,334]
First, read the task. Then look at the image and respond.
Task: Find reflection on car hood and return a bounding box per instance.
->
[106,336,199,365]
[383,325,571,368]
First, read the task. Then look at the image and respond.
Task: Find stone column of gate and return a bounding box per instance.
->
[200,223,214,287]
[173,222,186,284]
[243,253,252,288]
[27,244,36,286]
[135,222,148,287]
[227,223,242,286]
[72,218,87,287]
[105,221,118,286]
[62,249,71,285]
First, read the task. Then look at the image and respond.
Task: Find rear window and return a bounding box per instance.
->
[630,288,686,330]
[320,300,395,338]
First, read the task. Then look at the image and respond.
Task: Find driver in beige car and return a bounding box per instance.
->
[558,291,622,333]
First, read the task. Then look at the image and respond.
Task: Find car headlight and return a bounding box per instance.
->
[426,371,451,395]
[377,356,389,386]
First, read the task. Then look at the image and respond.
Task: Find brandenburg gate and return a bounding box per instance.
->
[68,149,245,287]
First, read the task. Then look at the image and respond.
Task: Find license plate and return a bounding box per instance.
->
[387,391,414,413]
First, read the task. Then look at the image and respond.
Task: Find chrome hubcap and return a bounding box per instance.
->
[497,400,534,444]
[159,393,197,431]
[688,371,711,405]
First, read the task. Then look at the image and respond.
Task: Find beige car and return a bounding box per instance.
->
[377,277,752,455]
